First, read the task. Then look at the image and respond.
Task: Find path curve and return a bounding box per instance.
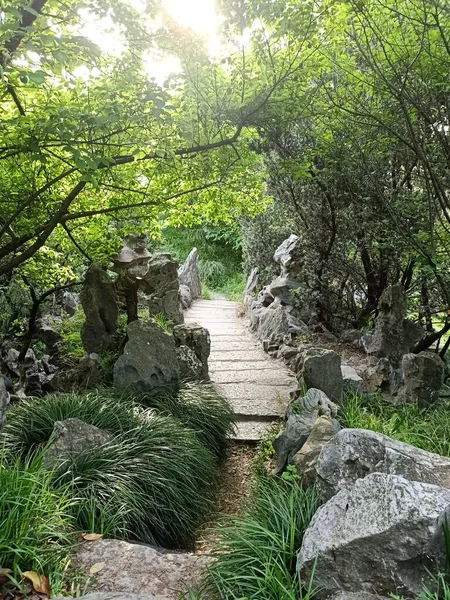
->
[186,299,297,441]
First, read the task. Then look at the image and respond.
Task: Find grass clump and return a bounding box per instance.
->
[341,391,450,457]
[111,383,235,461]
[1,391,219,548]
[203,475,319,600]
[0,451,75,582]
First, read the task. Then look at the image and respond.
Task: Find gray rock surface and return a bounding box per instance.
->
[75,539,210,600]
[55,595,164,600]
[298,472,450,598]
[113,234,151,278]
[140,253,183,325]
[0,377,9,430]
[43,418,111,470]
[316,428,450,500]
[81,263,119,354]
[62,290,78,316]
[35,322,63,359]
[366,284,425,366]
[291,416,340,485]
[341,365,363,394]
[176,345,203,381]
[178,247,202,300]
[397,350,444,406]
[303,348,343,404]
[244,267,260,298]
[173,322,210,380]
[274,388,338,473]
[273,234,302,278]
[179,284,192,309]
[114,320,179,391]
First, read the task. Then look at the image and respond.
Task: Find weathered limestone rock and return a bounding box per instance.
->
[81,263,119,354]
[140,253,183,325]
[396,350,444,406]
[341,365,363,394]
[113,234,151,278]
[298,473,450,599]
[75,539,211,600]
[244,267,260,298]
[176,345,203,381]
[35,322,63,359]
[55,594,165,600]
[62,291,78,316]
[249,304,306,349]
[303,348,343,405]
[179,284,192,310]
[274,388,338,473]
[316,428,450,500]
[273,234,303,278]
[366,284,425,366]
[0,377,9,430]
[172,322,210,381]
[43,418,111,471]
[114,320,180,391]
[291,416,340,485]
[178,248,202,300]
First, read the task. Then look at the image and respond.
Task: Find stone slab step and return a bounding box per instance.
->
[210,341,260,351]
[213,369,295,385]
[210,360,281,371]
[210,350,265,361]
[216,390,291,417]
[231,418,280,441]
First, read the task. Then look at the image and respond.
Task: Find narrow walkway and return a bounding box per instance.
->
[186,299,297,441]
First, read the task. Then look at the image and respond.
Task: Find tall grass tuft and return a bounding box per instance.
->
[110,383,236,461]
[0,450,75,577]
[341,391,450,457]
[2,392,219,548]
[204,475,319,599]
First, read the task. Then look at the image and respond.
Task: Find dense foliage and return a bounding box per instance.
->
[1,388,233,547]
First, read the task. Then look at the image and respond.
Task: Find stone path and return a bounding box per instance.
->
[185,299,297,441]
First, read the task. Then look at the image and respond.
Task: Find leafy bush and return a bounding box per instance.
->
[1,391,218,548]
[203,475,319,600]
[113,383,236,461]
[0,451,75,578]
[341,392,450,457]
[199,260,227,287]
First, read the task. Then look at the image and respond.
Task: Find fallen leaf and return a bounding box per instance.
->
[0,568,12,576]
[23,572,51,596]
[89,562,105,575]
[82,533,102,541]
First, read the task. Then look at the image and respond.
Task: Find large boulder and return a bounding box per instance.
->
[35,321,63,359]
[0,377,9,430]
[179,284,192,310]
[114,320,180,391]
[396,350,444,406]
[178,248,202,300]
[140,253,183,325]
[80,263,119,354]
[243,267,260,310]
[316,428,450,500]
[113,234,151,278]
[75,538,211,600]
[366,284,424,366]
[43,418,111,471]
[249,304,306,349]
[291,416,340,485]
[298,473,450,598]
[274,388,338,474]
[341,365,363,394]
[303,348,343,405]
[173,323,210,380]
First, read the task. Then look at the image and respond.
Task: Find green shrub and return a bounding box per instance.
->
[203,475,319,599]
[340,391,450,457]
[0,451,75,578]
[1,392,218,548]
[113,383,236,461]
[215,273,246,302]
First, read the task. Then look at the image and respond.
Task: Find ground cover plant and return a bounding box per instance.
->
[110,383,236,461]
[341,391,450,458]
[0,450,76,592]
[1,389,230,548]
[201,473,319,600]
